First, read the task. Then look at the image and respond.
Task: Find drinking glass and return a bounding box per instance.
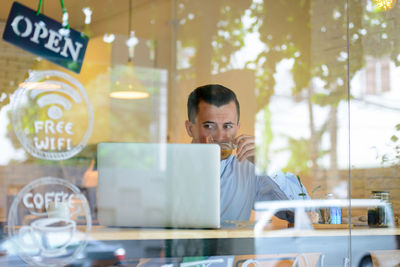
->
[218,141,236,160]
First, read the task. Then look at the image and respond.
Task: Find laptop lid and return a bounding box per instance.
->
[97,143,220,228]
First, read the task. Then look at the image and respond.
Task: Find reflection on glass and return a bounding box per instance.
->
[373,0,397,10]
[349,0,400,228]
[109,65,167,142]
[247,1,350,208]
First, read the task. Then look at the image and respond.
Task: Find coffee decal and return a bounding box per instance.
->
[12,70,93,160]
[8,177,91,266]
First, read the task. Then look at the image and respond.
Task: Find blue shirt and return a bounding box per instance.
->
[220,155,290,221]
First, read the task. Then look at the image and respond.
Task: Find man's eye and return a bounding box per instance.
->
[224,124,233,129]
[204,124,214,129]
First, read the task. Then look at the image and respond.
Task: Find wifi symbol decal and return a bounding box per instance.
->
[29,81,82,120]
[12,70,94,161]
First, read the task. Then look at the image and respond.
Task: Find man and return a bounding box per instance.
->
[185,84,293,222]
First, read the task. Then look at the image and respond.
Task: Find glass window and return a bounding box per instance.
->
[0,0,399,266]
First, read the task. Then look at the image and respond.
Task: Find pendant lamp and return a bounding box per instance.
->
[109,0,149,100]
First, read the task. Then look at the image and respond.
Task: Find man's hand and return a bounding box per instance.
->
[234,134,255,163]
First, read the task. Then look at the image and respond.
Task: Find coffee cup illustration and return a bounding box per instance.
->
[47,202,71,220]
[9,177,91,266]
[18,217,76,257]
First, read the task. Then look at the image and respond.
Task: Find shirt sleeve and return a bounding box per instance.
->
[272,171,311,200]
[255,175,289,201]
[255,175,294,223]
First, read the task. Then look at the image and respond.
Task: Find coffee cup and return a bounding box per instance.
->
[18,217,76,257]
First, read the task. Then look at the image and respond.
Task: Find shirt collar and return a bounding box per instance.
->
[220,154,235,176]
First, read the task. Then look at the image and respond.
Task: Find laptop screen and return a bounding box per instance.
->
[97,143,220,228]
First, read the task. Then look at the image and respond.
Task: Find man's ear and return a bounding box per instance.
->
[185,120,194,137]
[237,121,241,130]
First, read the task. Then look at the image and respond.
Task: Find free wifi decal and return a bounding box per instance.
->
[12,70,93,160]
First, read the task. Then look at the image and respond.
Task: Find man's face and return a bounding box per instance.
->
[185,100,240,143]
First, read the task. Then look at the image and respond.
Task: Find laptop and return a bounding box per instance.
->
[97,143,220,228]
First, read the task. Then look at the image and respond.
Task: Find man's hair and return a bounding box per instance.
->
[187,84,240,123]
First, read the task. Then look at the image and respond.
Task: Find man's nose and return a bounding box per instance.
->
[214,129,227,142]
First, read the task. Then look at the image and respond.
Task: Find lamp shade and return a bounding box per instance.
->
[109,62,149,100]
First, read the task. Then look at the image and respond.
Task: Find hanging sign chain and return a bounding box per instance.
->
[36,0,43,16]
[36,0,70,32]
[59,0,70,31]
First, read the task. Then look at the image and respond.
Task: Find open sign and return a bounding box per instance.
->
[2,2,89,73]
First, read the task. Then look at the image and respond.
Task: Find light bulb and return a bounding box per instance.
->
[82,7,92,25]
[103,33,115,43]
[109,91,149,99]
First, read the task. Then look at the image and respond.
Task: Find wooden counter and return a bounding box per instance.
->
[89,225,400,241]
[1,223,399,266]
[86,225,400,266]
